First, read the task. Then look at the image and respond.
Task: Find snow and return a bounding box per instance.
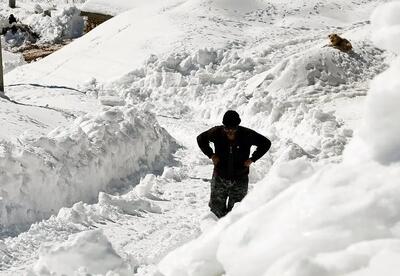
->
[31,230,134,275]
[0,98,69,141]
[0,5,85,45]
[81,0,163,16]
[158,2,400,276]
[0,106,177,229]
[370,1,400,54]
[361,1,400,164]
[105,41,384,163]
[1,50,25,74]
[4,1,185,87]
[25,6,84,43]
[0,0,399,275]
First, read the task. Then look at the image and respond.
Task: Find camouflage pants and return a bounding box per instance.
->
[209,175,249,218]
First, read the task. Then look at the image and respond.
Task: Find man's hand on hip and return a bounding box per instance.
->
[211,155,220,165]
[244,159,253,167]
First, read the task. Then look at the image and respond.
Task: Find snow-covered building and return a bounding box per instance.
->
[80,0,113,32]
[80,10,111,32]
[80,0,142,31]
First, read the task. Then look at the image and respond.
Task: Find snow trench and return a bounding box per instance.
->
[0,106,177,231]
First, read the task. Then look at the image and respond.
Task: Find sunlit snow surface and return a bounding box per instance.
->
[159,2,400,276]
[0,0,399,275]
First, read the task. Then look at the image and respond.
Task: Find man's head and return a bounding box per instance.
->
[222,110,241,140]
[9,14,16,24]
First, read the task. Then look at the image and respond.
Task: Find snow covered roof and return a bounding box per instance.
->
[81,0,151,16]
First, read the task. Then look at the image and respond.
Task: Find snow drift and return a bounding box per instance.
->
[0,106,177,230]
[362,1,400,164]
[1,50,26,74]
[53,173,165,230]
[108,37,385,165]
[0,173,169,272]
[158,2,400,276]
[31,230,134,275]
[0,5,84,46]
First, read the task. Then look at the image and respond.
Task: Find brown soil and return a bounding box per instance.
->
[18,40,72,63]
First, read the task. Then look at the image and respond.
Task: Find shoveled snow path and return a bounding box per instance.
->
[100,117,214,273]
[0,116,212,275]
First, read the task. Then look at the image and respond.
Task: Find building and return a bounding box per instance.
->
[80,0,142,32]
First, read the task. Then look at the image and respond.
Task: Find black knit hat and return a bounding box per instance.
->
[222,110,241,128]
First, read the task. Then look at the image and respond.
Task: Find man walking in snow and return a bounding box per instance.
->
[197,110,271,218]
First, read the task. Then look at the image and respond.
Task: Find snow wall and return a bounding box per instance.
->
[158,2,400,276]
[0,106,177,230]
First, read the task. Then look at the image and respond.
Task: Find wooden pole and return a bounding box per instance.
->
[9,0,16,8]
[0,38,4,93]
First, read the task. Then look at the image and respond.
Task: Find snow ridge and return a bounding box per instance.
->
[108,40,386,164]
[0,106,177,231]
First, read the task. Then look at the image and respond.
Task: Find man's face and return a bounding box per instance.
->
[224,126,237,141]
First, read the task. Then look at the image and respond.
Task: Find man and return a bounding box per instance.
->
[9,14,17,25]
[197,110,271,218]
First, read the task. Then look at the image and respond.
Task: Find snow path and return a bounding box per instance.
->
[98,117,213,272]
[0,117,212,274]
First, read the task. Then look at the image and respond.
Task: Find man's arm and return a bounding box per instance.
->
[197,127,218,158]
[249,130,271,162]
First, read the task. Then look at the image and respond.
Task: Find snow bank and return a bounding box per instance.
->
[109,40,385,164]
[55,174,165,229]
[0,106,177,229]
[158,2,400,275]
[27,6,85,43]
[263,43,383,95]
[370,2,400,54]
[362,1,400,164]
[0,5,84,46]
[159,161,400,276]
[1,49,26,73]
[31,230,134,276]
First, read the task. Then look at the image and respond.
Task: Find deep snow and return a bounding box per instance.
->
[0,4,85,46]
[159,2,400,276]
[0,0,399,275]
[0,106,177,230]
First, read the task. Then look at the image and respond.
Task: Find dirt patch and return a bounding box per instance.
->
[16,40,72,63]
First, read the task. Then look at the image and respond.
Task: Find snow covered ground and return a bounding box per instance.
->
[1,0,399,275]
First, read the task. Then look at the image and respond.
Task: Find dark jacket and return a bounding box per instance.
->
[197,126,271,180]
